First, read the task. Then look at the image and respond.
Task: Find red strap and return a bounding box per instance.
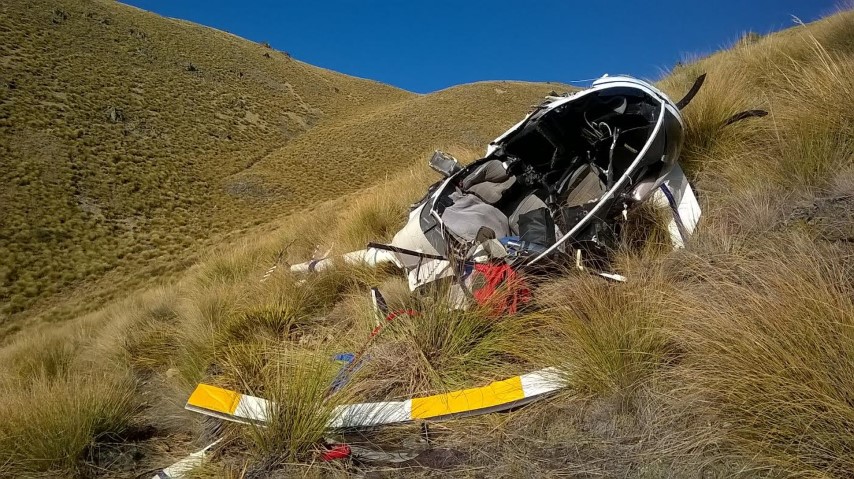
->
[471,263,530,315]
[369,309,419,338]
[320,444,351,461]
[345,309,419,376]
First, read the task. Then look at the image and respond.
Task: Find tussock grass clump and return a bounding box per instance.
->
[101,287,183,375]
[536,270,676,396]
[173,283,244,386]
[657,19,854,198]
[660,61,762,176]
[667,238,854,476]
[195,242,276,288]
[347,290,541,400]
[0,373,139,477]
[397,305,525,386]
[218,276,331,343]
[226,346,340,466]
[334,176,417,251]
[769,54,854,188]
[618,201,676,257]
[174,263,390,387]
[1,330,80,382]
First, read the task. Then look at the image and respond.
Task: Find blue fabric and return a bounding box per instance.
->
[329,352,366,393]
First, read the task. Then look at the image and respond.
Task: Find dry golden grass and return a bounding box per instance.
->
[228,346,341,465]
[341,293,542,403]
[0,372,139,477]
[0,0,562,330]
[1,4,854,478]
[664,236,854,476]
[535,270,676,397]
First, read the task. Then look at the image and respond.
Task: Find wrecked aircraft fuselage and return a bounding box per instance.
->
[293,75,702,294]
[388,75,700,290]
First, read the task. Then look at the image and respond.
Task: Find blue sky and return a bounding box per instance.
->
[123,1,840,93]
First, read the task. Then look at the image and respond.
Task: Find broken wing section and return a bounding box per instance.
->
[184,367,567,429]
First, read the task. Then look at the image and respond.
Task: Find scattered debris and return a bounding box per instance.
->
[174,74,772,474]
[722,108,768,126]
[292,75,705,300]
[322,441,463,467]
[319,443,351,461]
[259,263,279,283]
[153,439,222,479]
[327,288,419,394]
[597,272,628,282]
[328,352,361,394]
[289,246,398,273]
[259,244,291,282]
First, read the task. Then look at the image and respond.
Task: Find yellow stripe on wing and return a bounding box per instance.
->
[411,375,525,419]
[186,384,241,415]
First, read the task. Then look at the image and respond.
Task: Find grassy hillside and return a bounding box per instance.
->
[0,0,562,331]
[2,3,854,479]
